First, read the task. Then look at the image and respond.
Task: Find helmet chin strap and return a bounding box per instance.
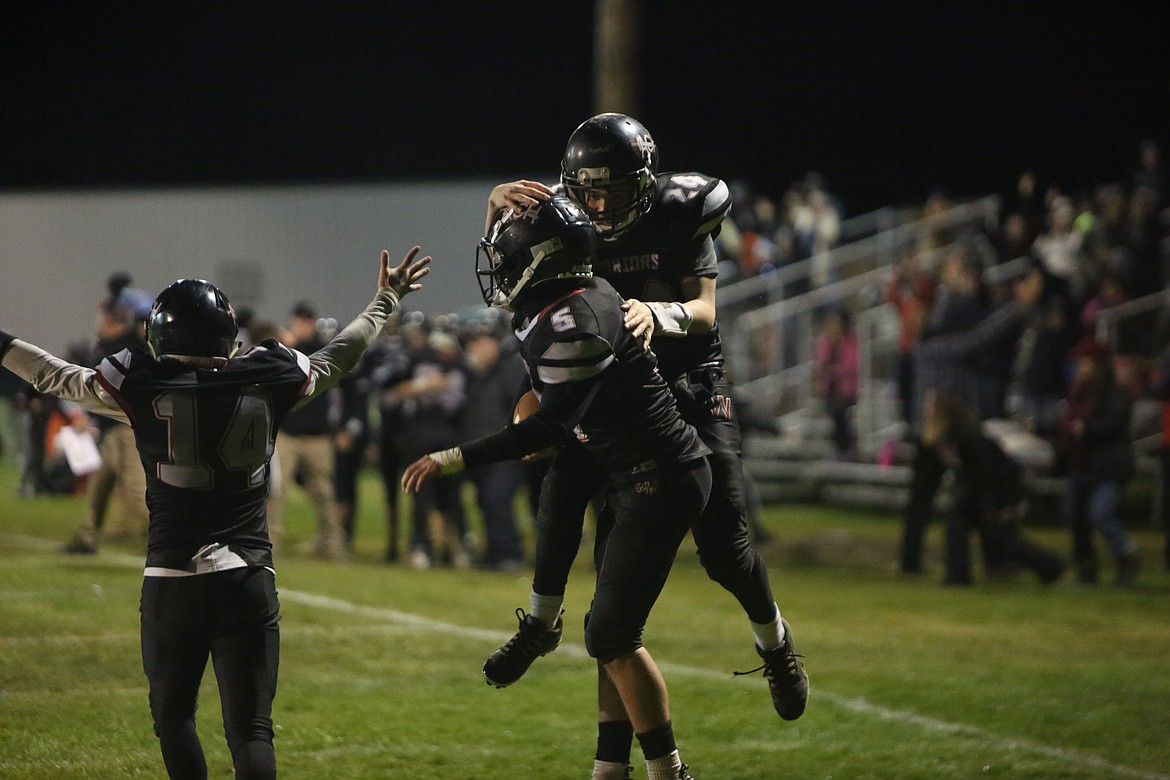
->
[504,242,556,306]
[503,252,544,307]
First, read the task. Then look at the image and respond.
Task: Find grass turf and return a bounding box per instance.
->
[1,462,1168,779]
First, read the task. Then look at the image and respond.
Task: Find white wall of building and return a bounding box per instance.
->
[0,178,551,353]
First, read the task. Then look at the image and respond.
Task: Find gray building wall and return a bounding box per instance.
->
[0,178,552,353]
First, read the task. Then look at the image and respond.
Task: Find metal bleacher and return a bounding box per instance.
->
[716,195,1002,506]
[719,194,1167,521]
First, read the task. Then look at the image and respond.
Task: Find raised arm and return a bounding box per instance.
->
[915,270,1042,362]
[0,333,128,423]
[301,246,430,405]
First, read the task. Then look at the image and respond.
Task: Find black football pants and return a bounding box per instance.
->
[532,372,777,626]
[141,567,280,780]
[585,458,712,661]
[684,382,779,626]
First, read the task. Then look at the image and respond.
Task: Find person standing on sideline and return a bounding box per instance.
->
[461,327,528,570]
[1058,337,1140,585]
[900,257,1042,582]
[813,307,859,458]
[62,284,150,553]
[0,246,430,779]
[270,300,346,558]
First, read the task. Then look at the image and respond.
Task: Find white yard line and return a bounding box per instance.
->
[283,589,1170,780]
[3,533,1166,780]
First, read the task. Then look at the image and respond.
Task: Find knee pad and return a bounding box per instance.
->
[224,718,274,757]
[583,609,644,662]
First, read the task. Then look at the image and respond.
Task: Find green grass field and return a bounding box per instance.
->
[1,460,1168,780]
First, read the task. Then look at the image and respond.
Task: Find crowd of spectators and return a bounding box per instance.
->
[876,139,1168,583]
[283,304,546,571]
[2,280,544,571]
[2,139,1167,580]
[714,172,844,290]
[680,138,1169,584]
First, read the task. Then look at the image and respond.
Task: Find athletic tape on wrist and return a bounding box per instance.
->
[428,447,465,476]
[645,301,693,337]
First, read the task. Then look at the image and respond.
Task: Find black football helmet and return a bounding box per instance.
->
[147,279,239,359]
[476,195,594,310]
[560,113,658,239]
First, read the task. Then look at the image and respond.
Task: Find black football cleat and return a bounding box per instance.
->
[483,608,563,688]
[735,618,809,720]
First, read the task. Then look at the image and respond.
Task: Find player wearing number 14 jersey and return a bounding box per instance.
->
[0,246,430,779]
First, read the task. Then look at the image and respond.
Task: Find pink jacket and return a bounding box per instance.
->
[814,332,859,402]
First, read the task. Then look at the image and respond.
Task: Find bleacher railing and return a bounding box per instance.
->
[1095,287,1170,355]
[718,196,1002,443]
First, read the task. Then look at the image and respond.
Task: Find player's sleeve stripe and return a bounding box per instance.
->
[97,353,130,391]
[289,346,316,397]
[542,337,612,363]
[695,179,731,237]
[537,356,613,384]
[537,337,614,383]
[94,357,133,419]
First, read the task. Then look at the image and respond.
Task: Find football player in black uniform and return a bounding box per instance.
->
[402,196,710,780]
[482,115,808,764]
[0,246,430,780]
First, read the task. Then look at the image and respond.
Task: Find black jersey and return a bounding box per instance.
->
[577,172,732,381]
[512,277,709,481]
[95,341,313,570]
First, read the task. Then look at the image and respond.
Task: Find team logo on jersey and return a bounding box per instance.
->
[710,394,733,421]
[634,479,659,495]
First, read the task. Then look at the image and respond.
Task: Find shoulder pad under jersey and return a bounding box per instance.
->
[652,173,732,239]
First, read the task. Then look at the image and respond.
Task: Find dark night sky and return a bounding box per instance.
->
[3,2,1169,214]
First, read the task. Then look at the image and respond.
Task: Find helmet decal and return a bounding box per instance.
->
[560,113,658,239]
[476,196,595,311]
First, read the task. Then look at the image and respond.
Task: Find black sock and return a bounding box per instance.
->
[596,719,635,764]
[636,719,677,762]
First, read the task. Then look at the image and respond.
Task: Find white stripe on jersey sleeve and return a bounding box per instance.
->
[96,348,133,391]
[273,342,316,397]
[694,179,731,237]
[536,335,615,384]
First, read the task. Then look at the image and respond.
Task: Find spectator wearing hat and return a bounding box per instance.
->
[1057,337,1140,585]
[62,274,150,553]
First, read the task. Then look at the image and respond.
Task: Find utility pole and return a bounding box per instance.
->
[593,0,639,116]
